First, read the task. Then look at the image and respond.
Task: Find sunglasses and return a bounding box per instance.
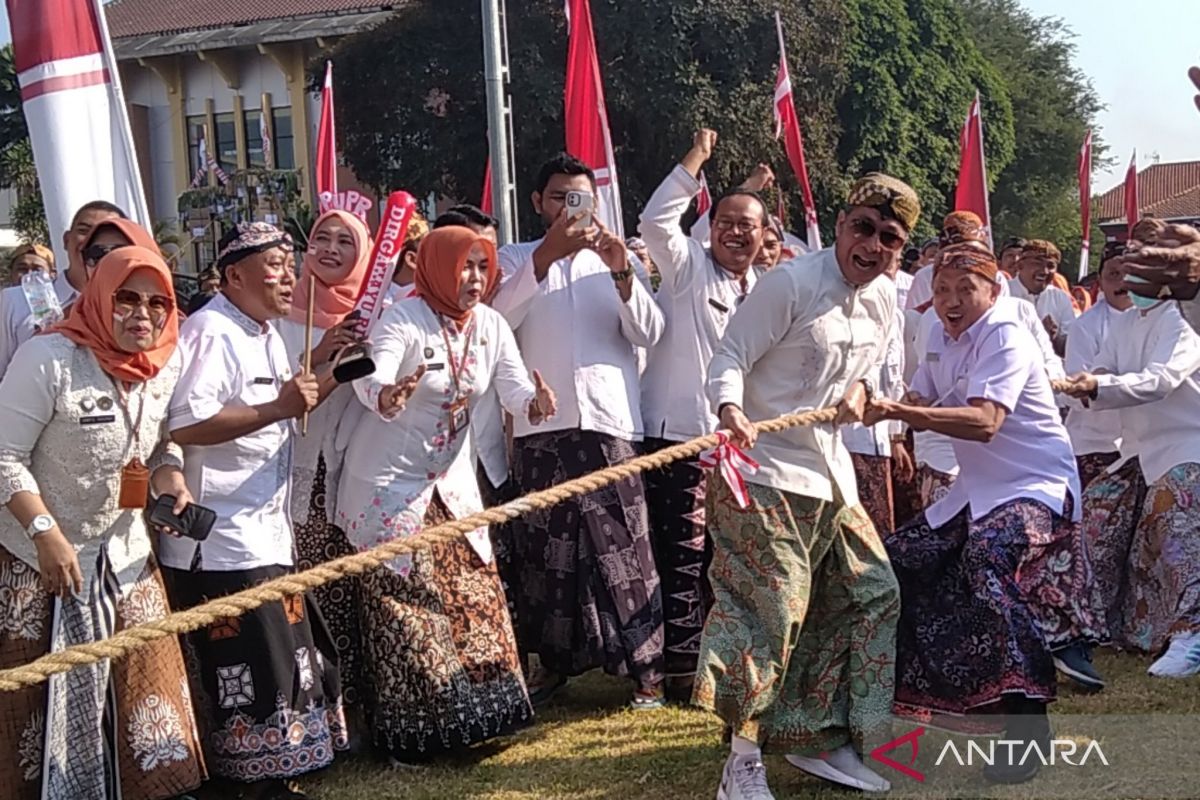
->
[84,243,124,265]
[112,288,174,318]
[848,218,906,251]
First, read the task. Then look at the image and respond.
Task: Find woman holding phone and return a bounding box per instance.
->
[0,247,205,800]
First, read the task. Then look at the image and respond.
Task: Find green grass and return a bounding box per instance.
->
[284,651,1200,800]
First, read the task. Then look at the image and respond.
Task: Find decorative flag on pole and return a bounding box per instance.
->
[260,100,273,167]
[481,157,494,215]
[7,0,149,267]
[564,0,624,236]
[690,169,713,245]
[954,90,992,249]
[316,61,338,212]
[1077,129,1092,280]
[773,12,821,250]
[1124,149,1139,239]
[189,126,229,188]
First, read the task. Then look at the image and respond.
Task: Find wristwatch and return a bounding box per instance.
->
[610,267,633,282]
[26,514,56,540]
[860,377,877,402]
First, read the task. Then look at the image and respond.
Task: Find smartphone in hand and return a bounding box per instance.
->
[565,190,595,229]
[148,494,217,541]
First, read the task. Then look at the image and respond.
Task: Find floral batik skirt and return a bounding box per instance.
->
[851,453,895,536]
[888,496,1102,726]
[360,495,533,760]
[693,479,899,755]
[916,465,956,511]
[1082,459,1200,651]
[0,548,205,800]
[163,565,348,783]
[1076,451,1121,494]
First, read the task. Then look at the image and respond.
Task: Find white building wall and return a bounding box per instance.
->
[122,68,178,224]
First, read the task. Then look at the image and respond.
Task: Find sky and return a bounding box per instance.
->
[0,1,1193,193]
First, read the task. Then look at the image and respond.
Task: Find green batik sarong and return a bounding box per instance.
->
[692,478,899,755]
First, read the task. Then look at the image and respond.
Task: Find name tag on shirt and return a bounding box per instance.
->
[708,298,730,314]
[926,352,940,363]
[80,414,117,426]
[253,377,275,385]
[426,361,446,372]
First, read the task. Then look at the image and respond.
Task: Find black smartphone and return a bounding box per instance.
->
[148,494,216,541]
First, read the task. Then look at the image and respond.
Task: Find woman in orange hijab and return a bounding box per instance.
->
[336,226,557,762]
[0,246,205,800]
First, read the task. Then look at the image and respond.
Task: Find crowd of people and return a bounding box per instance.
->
[0,124,1198,800]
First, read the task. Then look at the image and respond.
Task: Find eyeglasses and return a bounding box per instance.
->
[713,219,762,234]
[848,218,906,251]
[112,288,174,318]
[84,243,124,265]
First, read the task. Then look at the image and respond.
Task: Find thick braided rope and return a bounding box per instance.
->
[0,407,838,692]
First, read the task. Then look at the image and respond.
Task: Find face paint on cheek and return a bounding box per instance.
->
[262,274,282,286]
[112,310,132,325]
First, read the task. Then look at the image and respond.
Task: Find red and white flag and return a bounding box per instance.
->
[481,157,494,215]
[1077,129,1092,280]
[1124,149,1139,239]
[564,0,624,236]
[316,61,338,211]
[773,12,821,250]
[7,0,149,265]
[260,107,272,167]
[699,432,761,509]
[954,90,992,249]
[690,169,713,245]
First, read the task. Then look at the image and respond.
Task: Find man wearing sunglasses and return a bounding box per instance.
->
[698,173,918,799]
[0,200,126,379]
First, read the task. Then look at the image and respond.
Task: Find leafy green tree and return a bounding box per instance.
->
[0,45,47,244]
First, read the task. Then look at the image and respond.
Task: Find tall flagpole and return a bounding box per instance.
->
[482,0,517,245]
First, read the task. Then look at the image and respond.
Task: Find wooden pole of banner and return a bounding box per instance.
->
[301,274,315,436]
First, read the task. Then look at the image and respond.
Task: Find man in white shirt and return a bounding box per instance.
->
[902,237,939,311]
[0,200,125,378]
[160,222,348,794]
[698,173,917,799]
[997,235,1026,280]
[1008,239,1076,352]
[868,246,1104,784]
[636,128,765,700]
[1064,245,1132,489]
[491,153,666,708]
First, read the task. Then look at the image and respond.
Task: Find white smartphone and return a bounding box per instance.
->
[564,190,595,229]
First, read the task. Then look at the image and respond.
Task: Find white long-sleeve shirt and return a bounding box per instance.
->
[905,263,934,310]
[1090,301,1200,484]
[843,291,906,458]
[637,165,758,442]
[1063,298,1125,456]
[0,272,80,380]
[491,239,664,441]
[707,248,895,505]
[1007,278,1077,335]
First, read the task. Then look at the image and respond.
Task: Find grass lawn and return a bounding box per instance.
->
[293,651,1200,800]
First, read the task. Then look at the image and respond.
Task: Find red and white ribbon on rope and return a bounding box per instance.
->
[699,432,760,509]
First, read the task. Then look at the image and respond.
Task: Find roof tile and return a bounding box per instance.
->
[106,0,396,39]
[1096,160,1200,223]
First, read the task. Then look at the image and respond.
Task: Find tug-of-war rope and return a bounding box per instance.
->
[0,378,1079,693]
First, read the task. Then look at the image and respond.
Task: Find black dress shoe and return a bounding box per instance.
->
[983,697,1051,785]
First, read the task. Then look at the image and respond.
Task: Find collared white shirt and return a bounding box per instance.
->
[1181,295,1200,335]
[1007,278,1077,335]
[637,165,758,441]
[0,271,80,380]
[905,263,933,310]
[492,239,664,441]
[894,269,913,312]
[844,284,906,458]
[161,293,295,571]
[708,248,895,505]
[1063,298,1125,456]
[912,301,1080,529]
[1090,301,1200,484]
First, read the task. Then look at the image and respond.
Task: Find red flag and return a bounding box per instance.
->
[6,0,149,266]
[773,12,821,250]
[954,91,992,249]
[481,157,494,215]
[1077,129,1092,279]
[1124,150,1139,239]
[564,0,624,235]
[316,61,338,211]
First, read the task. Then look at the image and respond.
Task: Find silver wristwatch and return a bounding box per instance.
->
[26,514,56,540]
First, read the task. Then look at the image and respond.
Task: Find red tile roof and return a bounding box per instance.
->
[1097,160,1200,224]
[106,0,396,39]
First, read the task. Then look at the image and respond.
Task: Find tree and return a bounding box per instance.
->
[0,44,47,244]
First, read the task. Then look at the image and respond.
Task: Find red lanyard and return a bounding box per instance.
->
[438,315,475,398]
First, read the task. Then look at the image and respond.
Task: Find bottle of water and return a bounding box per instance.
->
[21,270,63,330]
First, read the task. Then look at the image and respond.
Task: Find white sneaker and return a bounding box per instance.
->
[786,744,892,792]
[717,753,776,800]
[1148,632,1200,677]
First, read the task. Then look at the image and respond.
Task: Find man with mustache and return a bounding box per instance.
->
[636,128,766,701]
[698,174,917,799]
[1008,239,1077,352]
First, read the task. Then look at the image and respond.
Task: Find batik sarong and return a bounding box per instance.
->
[693,478,899,754]
[164,565,348,783]
[1082,459,1200,651]
[851,453,895,535]
[510,429,665,689]
[0,548,204,800]
[1076,451,1120,495]
[360,494,532,760]
[917,465,955,510]
[643,437,712,679]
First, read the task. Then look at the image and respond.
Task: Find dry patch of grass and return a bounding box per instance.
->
[293,651,1200,800]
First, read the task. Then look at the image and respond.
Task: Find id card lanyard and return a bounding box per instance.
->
[439,316,476,440]
[108,378,150,509]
